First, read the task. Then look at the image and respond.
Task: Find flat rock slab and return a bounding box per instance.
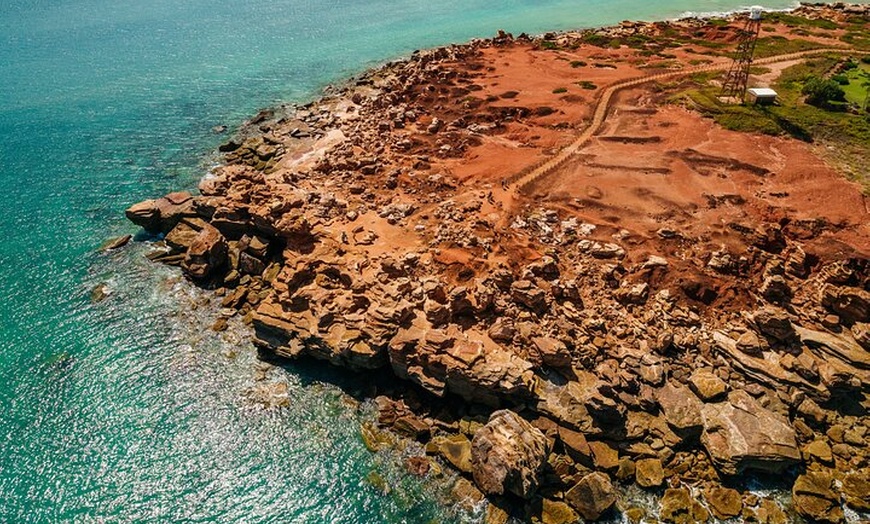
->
[656,381,703,435]
[700,390,800,475]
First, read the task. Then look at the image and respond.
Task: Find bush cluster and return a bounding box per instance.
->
[801,76,846,108]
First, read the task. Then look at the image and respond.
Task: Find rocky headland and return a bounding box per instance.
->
[123,4,870,523]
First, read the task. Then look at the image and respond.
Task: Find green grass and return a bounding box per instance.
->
[688,71,719,84]
[753,37,819,58]
[777,56,840,85]
[840,31,870,50]
[840,64,870,107]
[706,19,731,28]
[684,39,728,51]
[764,12,839,30]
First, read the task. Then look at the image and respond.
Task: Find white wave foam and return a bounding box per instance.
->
[678,1,800,20]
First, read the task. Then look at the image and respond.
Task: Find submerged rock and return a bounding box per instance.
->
[101,234,132,251]
[659,487,709,524]
[404,456,431,477]
[428,434,473,473]
[242,381,289,409]
[90,283,109,303]
[751,498,788,524]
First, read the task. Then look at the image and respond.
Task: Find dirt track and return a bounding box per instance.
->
[507,47,866,194]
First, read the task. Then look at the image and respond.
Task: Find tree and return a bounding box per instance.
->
[801,76,846,108]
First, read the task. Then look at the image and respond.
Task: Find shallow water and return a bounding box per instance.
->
[0,0,863,521]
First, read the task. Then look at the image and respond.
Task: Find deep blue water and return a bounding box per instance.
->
[0,0,851,522]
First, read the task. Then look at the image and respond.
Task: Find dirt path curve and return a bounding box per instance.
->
[505,47,866,195]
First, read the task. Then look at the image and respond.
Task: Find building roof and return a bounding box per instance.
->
[748,87,778,97]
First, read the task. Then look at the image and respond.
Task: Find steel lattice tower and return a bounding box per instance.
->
[720,7,763,103]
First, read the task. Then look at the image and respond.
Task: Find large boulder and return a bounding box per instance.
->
[164,220,203,251]
[181,224,228,280]
[470,410,549,499]
[125,191,195,233]
[688,369,729,402]
[532,336,572,369]
[564,472,617,521]
[752,307,795,342]
[510,280,548,313]
[700,390,800,475]
[656,381,703,437]
[635,458,664,488]
[792,471,844,524]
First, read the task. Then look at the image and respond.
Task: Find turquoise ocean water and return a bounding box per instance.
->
[0,1,860,522]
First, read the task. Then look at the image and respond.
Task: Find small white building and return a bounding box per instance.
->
[747,87,778,105]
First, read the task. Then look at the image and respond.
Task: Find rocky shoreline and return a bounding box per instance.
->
[124,4,869,523]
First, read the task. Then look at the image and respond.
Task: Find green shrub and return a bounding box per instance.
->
[570,60,587,68]
[552,87,568,94]
[831,74,850,85]
[581,33,610,47]
[539,41,558,50]
[802,76,847,107]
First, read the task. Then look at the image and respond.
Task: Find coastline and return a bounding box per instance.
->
[122,3,869,523]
